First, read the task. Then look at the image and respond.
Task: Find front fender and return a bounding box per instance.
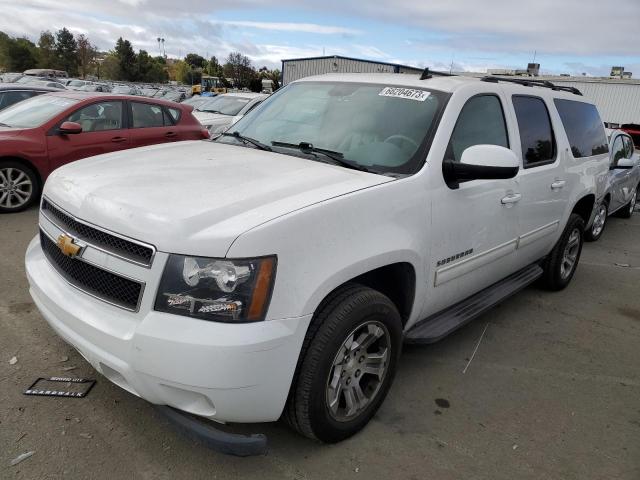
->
[226,177,430,325]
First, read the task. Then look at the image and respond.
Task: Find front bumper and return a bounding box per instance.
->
[26,235,311,423]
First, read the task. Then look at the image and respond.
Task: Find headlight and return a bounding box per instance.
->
[154,255,277,323]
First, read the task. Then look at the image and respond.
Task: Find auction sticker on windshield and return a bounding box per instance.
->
[379,87,430,101]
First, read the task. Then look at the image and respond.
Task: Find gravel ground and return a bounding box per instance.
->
[1,206,639,480]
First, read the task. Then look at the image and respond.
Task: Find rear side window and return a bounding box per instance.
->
[553,99,608,158]
[447,95,509,162]
[512,96,555,167]
[131,102,165,128]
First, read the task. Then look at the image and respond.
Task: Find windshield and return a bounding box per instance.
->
[196,96,253,115]
[217,82,447,175]
[0,95,78,128]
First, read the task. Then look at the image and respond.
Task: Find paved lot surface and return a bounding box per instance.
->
[1,206,639,480]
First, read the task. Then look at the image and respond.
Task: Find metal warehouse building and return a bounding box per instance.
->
[281,55,423,85]
[536,76,640,125]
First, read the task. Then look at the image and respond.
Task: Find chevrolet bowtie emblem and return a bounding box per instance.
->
[56,234,82,258]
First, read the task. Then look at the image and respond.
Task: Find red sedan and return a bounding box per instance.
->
[0,92,208,213]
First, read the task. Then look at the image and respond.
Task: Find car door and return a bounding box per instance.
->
[507,95,569,264]
[426,90,520,316]
[128,101,179,147]
[608,134,629,211]
[615,134,640,208]
[46,100,129,170]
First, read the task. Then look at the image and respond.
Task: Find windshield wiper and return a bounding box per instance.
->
[271,141,371,172]
[0,122,11,128]
[220,131,272,151]
[199,109,223,114]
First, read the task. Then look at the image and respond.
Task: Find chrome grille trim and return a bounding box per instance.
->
[39,228,145,312]
[41,197,156,268]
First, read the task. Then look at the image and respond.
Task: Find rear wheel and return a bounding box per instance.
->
[284,284,402,443]
[540,213,584,290]
[0,161,39,213]
[617,187,637,219]
[585,201,607,242]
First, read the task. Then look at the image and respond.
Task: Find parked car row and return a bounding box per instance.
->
[0,91,208,212]
[18,72,640,453]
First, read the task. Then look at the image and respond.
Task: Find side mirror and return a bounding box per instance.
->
[443,144,520,189]
[610,157,635,170]
[59,121,82,135]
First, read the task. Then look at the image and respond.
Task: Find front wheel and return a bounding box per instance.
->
[0,161,39,213]
[540,213,584,290]
[585,201,608,242]
[284,284,402,443]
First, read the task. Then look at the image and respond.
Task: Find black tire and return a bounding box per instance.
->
[0,160,40,213]
[540,213,584,291]
[616,187,637,219]
[284,283,402,443]
[585,201,608,242]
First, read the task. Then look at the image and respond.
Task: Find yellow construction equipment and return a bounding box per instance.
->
[192,75,227,95]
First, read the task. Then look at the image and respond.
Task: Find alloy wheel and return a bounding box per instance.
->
[560,228,581,279]
[326,321,390,422]
[0,167,33,210]
[591,204,606,237]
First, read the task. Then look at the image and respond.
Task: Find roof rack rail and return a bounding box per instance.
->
[480,76,582,95]
[420,68,456,80]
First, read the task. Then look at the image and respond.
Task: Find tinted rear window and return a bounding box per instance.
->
[513,96,555,167]
[553,99,608,158]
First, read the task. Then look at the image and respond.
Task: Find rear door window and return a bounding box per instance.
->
[447,95,509,162]
[512,96,555,167]
[553,99,608,158]
[131,102,165,128]
[166,107,180,124]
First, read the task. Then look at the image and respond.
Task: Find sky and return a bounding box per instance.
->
[1,0,639,76]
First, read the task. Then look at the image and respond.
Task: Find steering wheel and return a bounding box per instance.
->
[383,134,419,151]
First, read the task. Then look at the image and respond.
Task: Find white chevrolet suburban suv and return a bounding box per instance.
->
[26,72,609,451]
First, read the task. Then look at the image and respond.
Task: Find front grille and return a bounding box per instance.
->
[40,230,143,311]
[41,198,154,266]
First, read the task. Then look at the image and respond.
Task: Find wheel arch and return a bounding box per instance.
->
[302,256,419,328]
[571,193,595,225]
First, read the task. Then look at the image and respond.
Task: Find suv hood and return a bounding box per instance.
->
[193,111,233,125]
[43,141,393,256]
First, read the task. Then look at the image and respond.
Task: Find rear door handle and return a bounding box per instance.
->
[501,193,522,204]
[111,136,126,143]
[165,132,177,138]
[551,180,566,190]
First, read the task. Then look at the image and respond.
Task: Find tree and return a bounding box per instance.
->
[37,31,57,69]
[55,28,78,75]
[4,37,38,71]
[223,51,255,88]
[99,53,120,80]
[76,34,96,78]
[205,56,223,78]
[114,37,136,81]
[184,53,205,69]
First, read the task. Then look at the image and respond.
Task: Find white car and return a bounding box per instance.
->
[26,73,608,452]
[586,129,639,240]
[192,92,267,135]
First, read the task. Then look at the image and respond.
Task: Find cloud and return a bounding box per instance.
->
[222,21,360,35]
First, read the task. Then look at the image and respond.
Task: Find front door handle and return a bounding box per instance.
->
[501,193,522,205]
[111,136,126,143]
[165,132,177,138]
[551,180,566,190]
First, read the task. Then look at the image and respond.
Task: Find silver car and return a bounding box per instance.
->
[587,130,639,240]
